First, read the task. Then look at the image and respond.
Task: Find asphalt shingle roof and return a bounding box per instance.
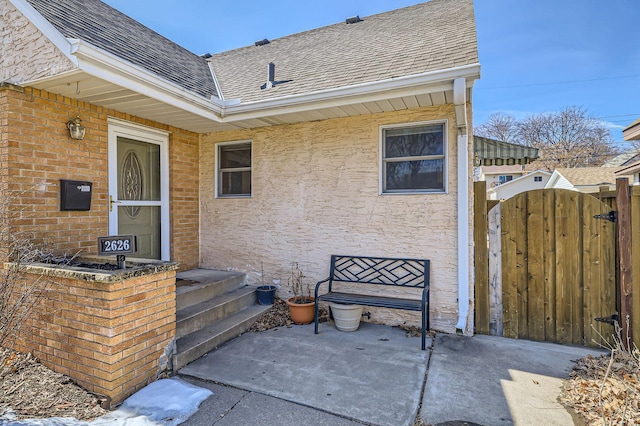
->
[602,149,640,167]
[209,0,478,102]
[555,167,617,186]
[25,0,477,105]
[25,0,218,100]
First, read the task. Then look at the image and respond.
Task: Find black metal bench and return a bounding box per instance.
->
[314,255,430,350]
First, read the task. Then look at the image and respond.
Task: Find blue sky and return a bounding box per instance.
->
[102,0,639,145]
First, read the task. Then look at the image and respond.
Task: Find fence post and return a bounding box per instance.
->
[474,181,490,334]
[631,186,640,349]
[616,178,633,348]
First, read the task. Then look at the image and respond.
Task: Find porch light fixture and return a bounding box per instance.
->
[66,116,85,140]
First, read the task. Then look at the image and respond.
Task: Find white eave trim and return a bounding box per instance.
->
[222,64,481,121]
[12,0,229,121]
[9,0,78,66]
[616,162,640,176]
[68,40,228,119]
[544,171,559,188]
[623,122,640,141]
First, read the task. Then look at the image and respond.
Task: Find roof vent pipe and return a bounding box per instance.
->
[265,62,275,89]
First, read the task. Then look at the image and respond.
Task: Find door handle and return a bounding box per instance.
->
[109,195,121,212]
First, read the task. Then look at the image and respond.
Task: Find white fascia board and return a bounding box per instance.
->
[544,171,560,188]
[546,171,575,190]
[9,0,78,66]
[623,122,640,141]
[222,64,481,121]
[616,161,640,176]
[68,40,226,120]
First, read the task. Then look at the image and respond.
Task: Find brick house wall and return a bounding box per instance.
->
[200,104,466,333]
[0,84,199,269]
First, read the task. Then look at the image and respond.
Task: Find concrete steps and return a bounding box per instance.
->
[173,269,271,370]
[176,270,246,310]
[174,305,270,370]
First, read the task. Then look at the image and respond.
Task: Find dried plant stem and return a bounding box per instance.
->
[288,262,310,303]
[598,349,615,426]
[0,186,78,355]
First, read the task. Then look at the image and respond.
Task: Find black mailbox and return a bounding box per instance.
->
[60,180,92,211]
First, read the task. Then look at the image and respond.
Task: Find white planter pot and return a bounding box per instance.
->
[329,303,364,332]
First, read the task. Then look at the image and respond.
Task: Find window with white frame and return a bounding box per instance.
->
[217,141,252,197]
[381,122,446,193]
[498,175,514,184]
[534,176,543,182]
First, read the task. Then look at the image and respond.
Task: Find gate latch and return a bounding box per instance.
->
[593,211,617,223]
[595,314,618,326]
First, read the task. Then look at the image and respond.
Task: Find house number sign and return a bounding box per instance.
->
[98,235,137,255]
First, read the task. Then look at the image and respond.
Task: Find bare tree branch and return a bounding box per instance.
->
[476,106,620,171]
[474,113,520,143]
[0,186,78,353]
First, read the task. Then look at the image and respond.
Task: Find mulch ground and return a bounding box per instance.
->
[0,348,107,421]
[2,300,638,424]
[560,349,640,425]
[248,297,307,331]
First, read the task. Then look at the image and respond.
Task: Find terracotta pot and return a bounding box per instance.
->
[286,296,315,325]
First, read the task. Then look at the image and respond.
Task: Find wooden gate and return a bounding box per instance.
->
[475,187,616,347]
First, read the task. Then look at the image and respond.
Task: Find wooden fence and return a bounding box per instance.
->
[474,179,640,348]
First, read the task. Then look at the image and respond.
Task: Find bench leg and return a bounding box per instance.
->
[314,299,319,334]
[421,306,427,350]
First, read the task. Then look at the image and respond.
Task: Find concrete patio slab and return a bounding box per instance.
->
[421,334,606,426]
[179,322,431,426]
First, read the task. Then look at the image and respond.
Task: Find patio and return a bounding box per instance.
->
[177,322,603,425]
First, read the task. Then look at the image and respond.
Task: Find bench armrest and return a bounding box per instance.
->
[314,277,331,299]
[421,284,430,306]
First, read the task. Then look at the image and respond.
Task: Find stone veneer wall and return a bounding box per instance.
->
[0,84,200,270]
[12,262,178,406]
[0,0,76,84]
[200,104,470,333]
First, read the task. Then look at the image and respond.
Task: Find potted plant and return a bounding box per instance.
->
[256,262,277,305]
[285,262,315,324]
[256,285,277,305]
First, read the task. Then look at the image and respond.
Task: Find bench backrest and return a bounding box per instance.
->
[329,255,429,288]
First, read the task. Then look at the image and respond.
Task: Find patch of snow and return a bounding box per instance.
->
[2,378,212,426]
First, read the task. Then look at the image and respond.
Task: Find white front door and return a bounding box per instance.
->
[108,118,170,260]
